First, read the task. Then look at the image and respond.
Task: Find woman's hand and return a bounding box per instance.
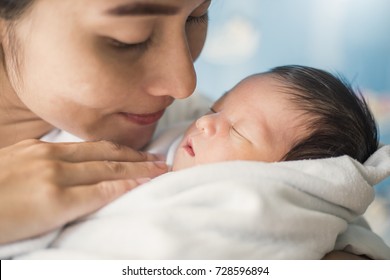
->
[0,139,168,244]
[322,250,370,260]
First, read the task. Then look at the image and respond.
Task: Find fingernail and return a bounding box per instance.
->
[155,153,166,161]
[154,161,168,169]
[135,177,151,185]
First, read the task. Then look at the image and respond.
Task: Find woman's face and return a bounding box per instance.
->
[2,0,210,148]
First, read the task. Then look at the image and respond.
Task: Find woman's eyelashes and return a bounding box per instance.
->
[107,37,151,51]
[186,12,209,25]
[105,12,208,51]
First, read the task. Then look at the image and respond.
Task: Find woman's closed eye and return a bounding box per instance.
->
[106,37,151,51]
[186,12,209,25]
[105,12,208,51]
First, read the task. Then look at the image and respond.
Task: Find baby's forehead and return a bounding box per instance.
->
[214,73,286,103]
[212,75,265,102]
[237,72,283,91]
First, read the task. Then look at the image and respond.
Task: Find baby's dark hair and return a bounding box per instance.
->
[268,65,379,163]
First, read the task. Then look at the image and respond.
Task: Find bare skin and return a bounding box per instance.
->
[0,1,365,259]
[0,0,209,244]
[0,139,171,243]
[172,74,309,171]
[322,251,370,260]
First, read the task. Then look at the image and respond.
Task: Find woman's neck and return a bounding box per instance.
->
[0,67,53,148]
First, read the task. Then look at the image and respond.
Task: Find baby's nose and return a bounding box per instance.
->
[195,115,216,136]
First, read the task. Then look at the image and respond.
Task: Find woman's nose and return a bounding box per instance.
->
[144,30,196,99]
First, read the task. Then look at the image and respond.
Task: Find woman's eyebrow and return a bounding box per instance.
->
[105,2,181,16]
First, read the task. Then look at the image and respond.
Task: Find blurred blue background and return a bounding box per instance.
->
[194,0,390,243]
[195,0,390,141]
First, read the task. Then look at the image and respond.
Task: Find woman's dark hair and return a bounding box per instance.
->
[0,0,32,19]
[269,65,379,163]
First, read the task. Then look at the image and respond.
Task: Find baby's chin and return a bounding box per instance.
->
[171,162,184,171]
[171,160,196,172]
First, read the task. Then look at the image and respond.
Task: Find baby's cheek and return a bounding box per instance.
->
[200,148,230,164]
[171,150,194,171]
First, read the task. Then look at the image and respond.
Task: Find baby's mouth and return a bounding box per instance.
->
[184,137,195,157]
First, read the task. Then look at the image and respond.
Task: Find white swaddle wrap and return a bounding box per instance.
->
[1,95,390,259]
[2,141,390,259]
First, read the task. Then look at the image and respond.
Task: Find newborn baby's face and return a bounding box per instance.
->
[171,74,309,171]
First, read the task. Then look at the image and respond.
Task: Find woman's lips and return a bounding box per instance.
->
[120,110,165,126]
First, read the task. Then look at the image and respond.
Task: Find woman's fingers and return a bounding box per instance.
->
[59,179,142,223]
[19,139,162,163]
[0,139,166,244]
[56,160,168,186]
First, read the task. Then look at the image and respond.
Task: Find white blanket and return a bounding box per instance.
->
[2,145,390,260]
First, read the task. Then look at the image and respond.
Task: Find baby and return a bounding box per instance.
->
[3,65,383,260]
[172,65,379,170]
